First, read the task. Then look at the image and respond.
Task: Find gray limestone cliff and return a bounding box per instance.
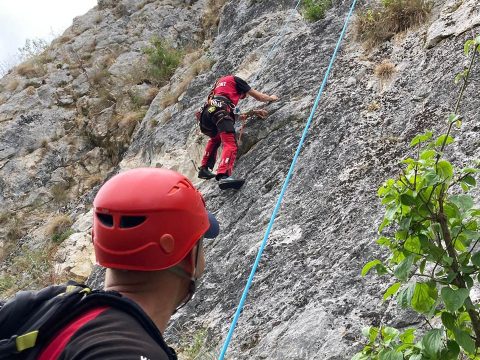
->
[0,0,479,359]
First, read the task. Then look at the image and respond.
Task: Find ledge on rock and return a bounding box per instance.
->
[426,0,480,48]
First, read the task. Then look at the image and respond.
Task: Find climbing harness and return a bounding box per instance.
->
[217,0,359,358]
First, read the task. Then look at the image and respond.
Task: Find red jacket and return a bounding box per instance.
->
[212,75,251,106]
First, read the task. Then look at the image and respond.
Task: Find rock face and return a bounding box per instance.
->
[1,0,480,359]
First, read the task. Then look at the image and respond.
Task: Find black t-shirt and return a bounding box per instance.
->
[233,76,251,94]
[58,307,176,360]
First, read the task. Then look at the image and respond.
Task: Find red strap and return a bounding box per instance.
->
[38,306,109,360]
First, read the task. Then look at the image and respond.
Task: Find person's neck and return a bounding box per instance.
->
[104,269,189,333]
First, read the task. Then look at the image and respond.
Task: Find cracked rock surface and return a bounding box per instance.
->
[1,0,479,358]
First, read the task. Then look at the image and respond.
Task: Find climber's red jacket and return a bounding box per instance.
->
[212,75,251,106]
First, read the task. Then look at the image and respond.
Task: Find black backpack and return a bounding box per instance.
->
[0,282,177,360]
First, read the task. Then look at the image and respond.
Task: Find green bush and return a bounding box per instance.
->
[354,36,480,360]
[355,0,433,46]
[52,229,74,244]
[302,0,332,22]
[143,37,182,85]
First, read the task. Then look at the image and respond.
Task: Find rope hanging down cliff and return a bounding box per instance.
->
[218,0,359,358]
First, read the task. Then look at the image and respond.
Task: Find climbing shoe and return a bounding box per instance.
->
[218,176,245,190]
[198,166,216,180]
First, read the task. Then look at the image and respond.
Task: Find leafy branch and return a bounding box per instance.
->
[354,35,480,360]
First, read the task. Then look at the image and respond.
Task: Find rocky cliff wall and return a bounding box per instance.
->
[0,0,479,359]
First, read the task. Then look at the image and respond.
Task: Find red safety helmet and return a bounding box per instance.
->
[92,168,218,271]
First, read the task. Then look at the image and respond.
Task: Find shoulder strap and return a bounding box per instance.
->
[0,284,177,360]
[81,292,176,358]
[207,78,220,102]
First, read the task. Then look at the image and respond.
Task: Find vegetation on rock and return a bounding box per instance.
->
[302,0,332,22]
[354,0,433,46]
[143,37,183,86]
[354,36,480,359]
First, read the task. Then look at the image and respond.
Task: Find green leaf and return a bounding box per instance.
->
[400,194,416,206]
[454,71,465,84]
[442,255,453,266]
[397,283,415,308]
[471,252,480,266]
[412,282,437,313]
[460,265,476,274]
[446,271,457,284]
[410,131,433,147]
[382,327,400,341]
[361,326,372,338]
[419,259,426,274]
[453,328,475,354]
[437,160,453,179]
[399,217,412,232]
[351,353,369,360]
[379,218,389,233]
[464,39,475,55]
[377,236,391,246]
[440,340,460,360]
[394,255,414,281]
[362,260,382,276]
[375,263,389,275]
[385,205,400,220]
[441,312,456,330]
[424,172,441,186]
[461,175,476,187]
[435,134,454,147]
[409,355,422,360]
[463,230,480,241]
[420,149,436,160]
[462,167,480,174]
[463,274,473,288]
[404,236,421,254]
[449,194,474,212]
[441,287,469,312]
[444,203,460,220]
[362,326,379,344]
[421,329,443,359]
[399,328,416,344]
[384,282,401,301]
[378,350,403,360]
[448,114,460,123]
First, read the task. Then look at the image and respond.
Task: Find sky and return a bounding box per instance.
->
[0,0,97,73]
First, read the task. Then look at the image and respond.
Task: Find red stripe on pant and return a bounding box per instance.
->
[217,132,237,176]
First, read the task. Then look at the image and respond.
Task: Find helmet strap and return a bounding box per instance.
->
[170,239,203,313]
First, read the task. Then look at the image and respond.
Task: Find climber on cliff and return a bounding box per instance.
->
[196,74,279,190]
[37,168,219,359]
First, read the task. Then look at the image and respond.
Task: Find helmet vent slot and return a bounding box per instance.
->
[120,216,146,228]
[97,213,114,227]
[168,180,193,194]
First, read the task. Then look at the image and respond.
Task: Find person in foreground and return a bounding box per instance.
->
[39,168,219,360]
[197,74,279,190]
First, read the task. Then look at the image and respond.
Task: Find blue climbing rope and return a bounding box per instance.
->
[218,0,359,358]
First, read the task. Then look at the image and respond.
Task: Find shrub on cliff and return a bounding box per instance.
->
[143,37,182,86]
[355,0,433,46]
[302,0,332,22]
[354,36,480,360]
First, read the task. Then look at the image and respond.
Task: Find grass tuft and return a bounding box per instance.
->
[302,0,332,22]
[355,0,433,46]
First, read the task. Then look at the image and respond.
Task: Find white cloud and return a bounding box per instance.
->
[0,0,97,73]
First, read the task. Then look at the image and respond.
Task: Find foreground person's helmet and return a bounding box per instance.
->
[92,168,218,271]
